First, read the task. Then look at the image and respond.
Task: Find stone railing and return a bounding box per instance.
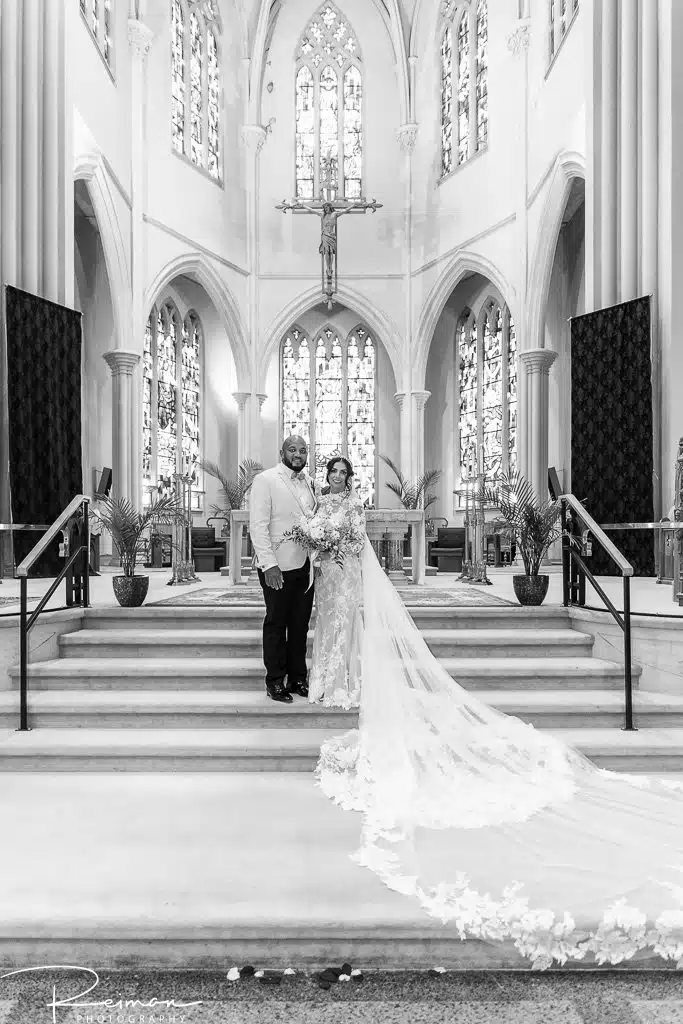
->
[228,508,426,586]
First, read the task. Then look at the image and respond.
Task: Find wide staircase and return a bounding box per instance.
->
[2,591,683,772]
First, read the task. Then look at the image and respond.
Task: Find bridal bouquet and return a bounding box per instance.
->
[280,508,364,569]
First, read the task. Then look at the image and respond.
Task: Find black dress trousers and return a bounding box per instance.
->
[257,559,315,685]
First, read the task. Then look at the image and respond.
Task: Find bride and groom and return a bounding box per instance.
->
[249,436,683,970]
[248,434,364,709]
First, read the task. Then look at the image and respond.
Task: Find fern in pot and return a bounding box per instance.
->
[482,471,562,606]
[92,494,185,607]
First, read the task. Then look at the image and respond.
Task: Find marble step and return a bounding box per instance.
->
[58,627,595,661]
[0,688,676,731]
[8,656,640,692]
[83,604,572,632]
[0,725,680,772]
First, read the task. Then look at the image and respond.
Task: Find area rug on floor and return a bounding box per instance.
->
[0,968,679,1024]
[151,586,513,608]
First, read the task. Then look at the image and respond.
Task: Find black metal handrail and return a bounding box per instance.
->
[560,493,635,731]
[16,495,91,731]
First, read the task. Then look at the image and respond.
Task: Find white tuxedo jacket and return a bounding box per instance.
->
[249,463,317,572]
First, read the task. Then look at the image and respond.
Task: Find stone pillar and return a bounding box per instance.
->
[104,351,141,502]
[385,526,408,580]
[520,349,557,503]
[233,392,251,465]
[600,0,618,308]
[394,391,411,481]
[128,18,154,511]
[641,0,660,519]
[619,0,639,303]
[411,390,431,483]
[365,523,385,567]
[241,125,267,434]
[254,394,268,463]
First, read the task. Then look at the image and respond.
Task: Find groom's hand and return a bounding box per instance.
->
[264,566,284,590]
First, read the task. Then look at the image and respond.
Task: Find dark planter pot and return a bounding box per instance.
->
[513,574,549,606]
[112,575,150,608]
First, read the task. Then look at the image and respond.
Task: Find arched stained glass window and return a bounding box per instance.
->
[80,0,114,69]
[295,3,363,200]
[170,0,222,183]
[458,302,516,481]
[281,325,376,504]
[440,0,488,177]
[142,302,203,509]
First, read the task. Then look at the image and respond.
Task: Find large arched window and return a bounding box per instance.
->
[549,0,579,62]
[142,302,203,508]
[282,325,376,503]
[441,0,488,177]
[295,3,363,200]
[171,0,222,182]
[458,301,516,481]
[80,0,114,69]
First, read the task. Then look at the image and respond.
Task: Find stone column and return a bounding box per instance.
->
[104,351,141,502]
[600,0,619,308]
[619,0,638,302]
[365,523,385,567]
[254,393,268,463]
[411,390,431,483]
[520,349,557,503]
[128,18,154,511]
[232,392,251,465]
[641,0,660,519]
[241,124,267,439]
[394,391,411,481]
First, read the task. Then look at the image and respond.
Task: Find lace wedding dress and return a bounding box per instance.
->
[316,537,683,969]
[307,492,365,709]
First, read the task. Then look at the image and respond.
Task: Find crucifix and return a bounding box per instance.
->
[276,157,382,310]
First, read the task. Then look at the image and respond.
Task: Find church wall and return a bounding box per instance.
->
[257,0,404,286]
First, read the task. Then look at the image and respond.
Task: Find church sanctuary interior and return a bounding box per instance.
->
[1,0,683,1009]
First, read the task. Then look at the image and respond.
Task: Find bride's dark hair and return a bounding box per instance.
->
[324,456,354,493]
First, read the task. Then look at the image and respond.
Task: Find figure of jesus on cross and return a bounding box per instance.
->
[276,159,382,309]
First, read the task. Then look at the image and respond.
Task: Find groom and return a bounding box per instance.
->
[249,436,317,703]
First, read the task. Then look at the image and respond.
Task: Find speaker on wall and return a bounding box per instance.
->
[95,467,112,497]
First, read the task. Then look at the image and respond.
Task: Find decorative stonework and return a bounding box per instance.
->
[127,18,154,58]
[103,350,141,377]
[256,393,268,410]
[519,348,557,376]
[396,123,419,153]
[507,21,531,57]
[394,391,407,411]
[412,389,431,411]
[232,391,251,412]
[241,124,267,154]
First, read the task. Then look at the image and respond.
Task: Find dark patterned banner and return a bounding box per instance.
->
[5,285,83,576]
[570,295,655,576]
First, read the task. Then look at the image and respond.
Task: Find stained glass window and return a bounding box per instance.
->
[281,324,376,504]
[440,1,487,177]
[171,1,222,183]
[295,4,363,200]
[142,303,203,509]
[80,0,114,69]
[458,301,516,483]
[440,27,453,176]
[549,0,579,62]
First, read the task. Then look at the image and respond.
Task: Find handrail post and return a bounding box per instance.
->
[622,575,635,731]
[82,498,91,608]
[561,499,570,606]
[18,576,29,731]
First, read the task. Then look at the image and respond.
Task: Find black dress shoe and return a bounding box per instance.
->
[265,679,293,703]
[287,679,309,698]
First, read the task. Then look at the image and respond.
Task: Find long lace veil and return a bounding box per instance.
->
[315,537,683,968]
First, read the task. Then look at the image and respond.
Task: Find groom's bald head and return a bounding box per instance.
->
[281,435,308,473]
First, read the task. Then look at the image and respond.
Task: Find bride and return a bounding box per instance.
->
[306,457,683,969]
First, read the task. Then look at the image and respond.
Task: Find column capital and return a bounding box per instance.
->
[396,123,418,153]
[507,20,531,57]
[256,393,268,409]
[519,348,557,375]
[127,18,154,57]
[394,390,407,410]
[241,124,268,154]
[232,391,251,411]
[411,389,431,410]
[103,350,141,376]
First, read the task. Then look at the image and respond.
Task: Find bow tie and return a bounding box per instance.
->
[290,471,305,483]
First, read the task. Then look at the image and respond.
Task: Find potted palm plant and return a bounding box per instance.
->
[92,494,184,607]
[482,471,563,606]
[380,455,442,511]
[200,459,263,557]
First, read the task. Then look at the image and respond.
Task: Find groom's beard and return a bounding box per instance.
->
[282,455,307,475]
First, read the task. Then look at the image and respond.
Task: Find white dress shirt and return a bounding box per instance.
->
[249,462,317,572]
